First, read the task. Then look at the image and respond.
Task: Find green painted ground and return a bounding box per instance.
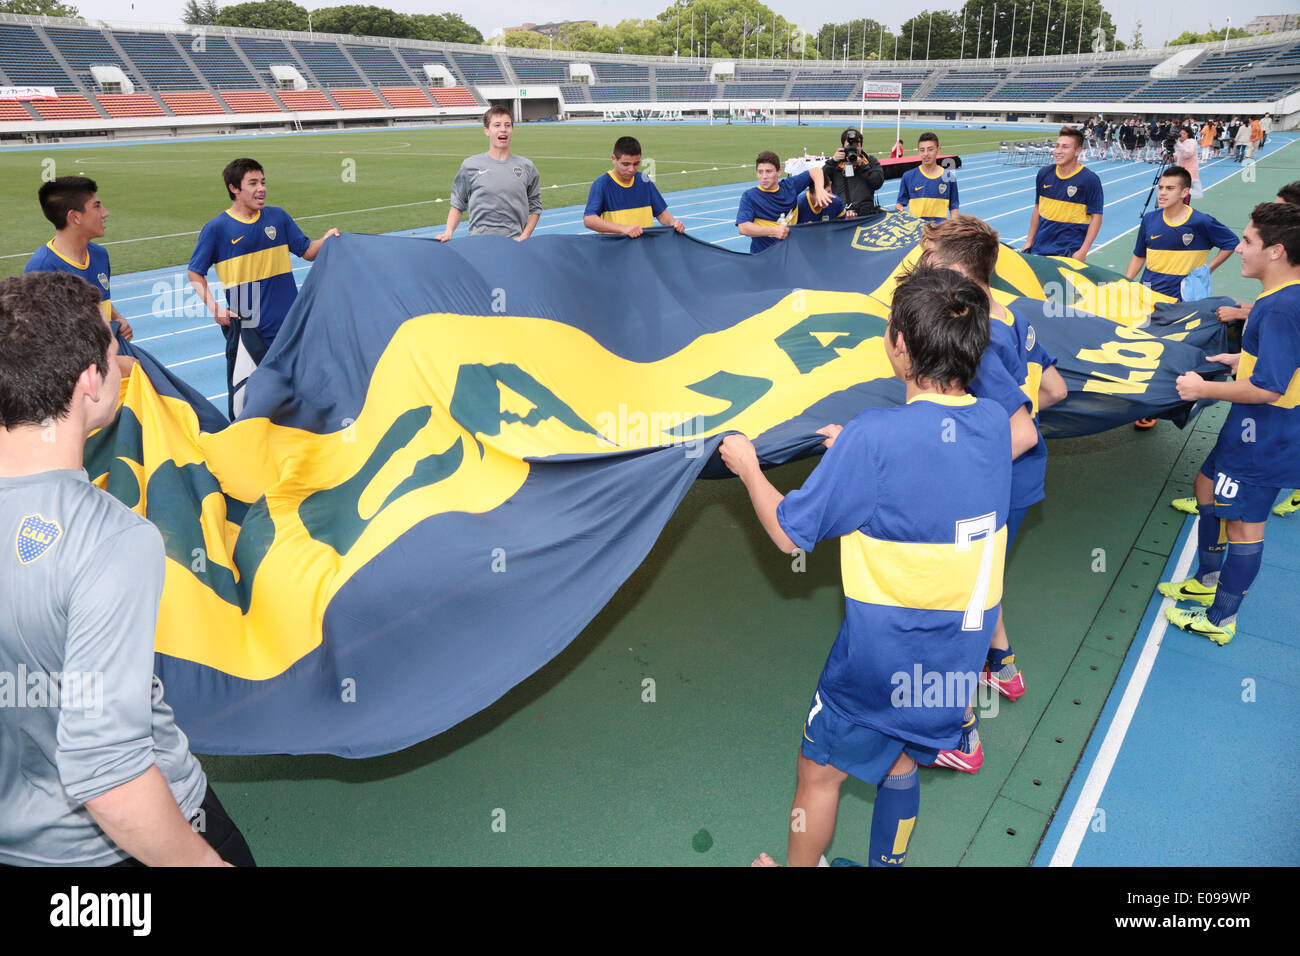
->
[0,124,1007,278]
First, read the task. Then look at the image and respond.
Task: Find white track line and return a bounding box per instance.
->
[1047,522,1199,867]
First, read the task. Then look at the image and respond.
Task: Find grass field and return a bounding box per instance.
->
[0,124,1012,278]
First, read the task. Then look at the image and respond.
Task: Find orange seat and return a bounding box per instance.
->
[276,89,334,111]
[219,90,280,113]
[430,87,479,107]
[32,95,100,119]
[379,87,436,108]
[97,93,165,118]
[331,88,383,109]
[161,91,225,115]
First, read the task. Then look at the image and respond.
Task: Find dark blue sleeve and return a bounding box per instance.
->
[1248,308,1300,395]
[969,351,1032,419]
[1085,172,1105,215]
[896,171,909,206]
[776,419,878,552]
[1206,216,1240,252]
[790,170,812,194]
[648,180,668,217]
[283,212,310,257]
[583,177,605,218]
[949,177,960,209]
[736,192,755,226]
[188,221,216,275]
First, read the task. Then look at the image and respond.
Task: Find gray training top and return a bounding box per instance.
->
[448,151,543,237]
[0,469,206,866]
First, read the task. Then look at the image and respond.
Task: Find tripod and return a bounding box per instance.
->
[1138,154,1175,222]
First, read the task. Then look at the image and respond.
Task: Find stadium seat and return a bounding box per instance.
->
[96,93,166,118]
[160,92,226,115]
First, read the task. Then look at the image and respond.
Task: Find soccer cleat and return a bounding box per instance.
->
[1170,496,1199,515]
[1274,490,1300,517]
[980,657,1025,701]
[1134,418,1157,430]
[1156,577,1217,606]
[922,714,983,774]
[1165,607,1235,645]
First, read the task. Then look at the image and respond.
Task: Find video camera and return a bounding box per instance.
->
[840,127,864,164]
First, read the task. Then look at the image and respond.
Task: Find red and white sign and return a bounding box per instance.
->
[0,87,58,100]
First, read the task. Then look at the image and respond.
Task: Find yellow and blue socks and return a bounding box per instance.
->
[1207,540,1263,627]
[869,767,919,867]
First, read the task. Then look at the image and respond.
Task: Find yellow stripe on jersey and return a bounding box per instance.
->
[214,245,293,288]
[1038,196,1091,225]
[908,197,951,220]
[601,206,654,228]
[1238,350,1300,409]
[1145,248,1210,277]
[1024,361,1043,416]
[840,526,1006,612]
[100,299,112,322]
[753,213,799,228]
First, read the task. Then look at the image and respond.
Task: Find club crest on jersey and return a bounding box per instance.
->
[97,273,109,290]
[1026,325,1037,350]
[16,514,61,565]
[264,225,277,241]
[938,183,947,194]
[1182,232,1193,246]
[1066,185,1078,198]
[513,166,524,179]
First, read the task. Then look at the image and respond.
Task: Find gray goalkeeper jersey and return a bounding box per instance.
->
[449,151,543,237]
[0,469,206,866]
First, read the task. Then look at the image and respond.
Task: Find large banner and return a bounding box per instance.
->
[87,215,1230,757]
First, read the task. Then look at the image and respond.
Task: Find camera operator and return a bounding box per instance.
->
[822,128,885,218]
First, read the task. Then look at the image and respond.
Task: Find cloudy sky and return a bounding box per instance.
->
[78,1,1287,51]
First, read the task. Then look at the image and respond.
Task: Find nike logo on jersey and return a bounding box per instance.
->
[231,237,243,244]
[914,186,923,191]
[1150,234,1161,240]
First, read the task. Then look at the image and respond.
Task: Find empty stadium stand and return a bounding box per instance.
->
[1,12,1297,137]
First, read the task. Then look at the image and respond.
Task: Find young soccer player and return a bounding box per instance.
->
[1157,201,1300,644]
[794,185,846,224]
[440,106,542,241]
[1022,127,1104,261]
[735,151,831,254]
[918,216,1069,770]
[723,264,1011,866]
[187,158,338,419]
[1177,182,1300,516]
[1125,167,1238,302]
[583,136,686,238]
[25,176,133,341]
[894,132,959,223]
[1,271,253,866]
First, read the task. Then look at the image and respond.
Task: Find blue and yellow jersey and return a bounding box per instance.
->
[896,165,959,222]
[736,171,811,254]
[583,171,667,229]
[188,206,310,344]
[1214,281,1300,488]
[25,241,112,322]
[1133,207,1239,301]
[1032,164,1104,257]
[794,187,845,224]
[989,304,1056,508]
[777,394,1011,749]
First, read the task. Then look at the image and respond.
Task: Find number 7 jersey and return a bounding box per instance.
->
[776,393,1012,749]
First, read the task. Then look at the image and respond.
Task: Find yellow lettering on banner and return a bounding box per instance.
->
[1076,340,1163,371]
[1081,369,1156,395]
[119,289,899,679]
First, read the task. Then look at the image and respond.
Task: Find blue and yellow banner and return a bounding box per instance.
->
[85,216,1228,756]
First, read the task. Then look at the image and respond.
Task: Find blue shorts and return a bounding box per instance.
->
[800,690,937,786]
[1199,453,1282,522]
